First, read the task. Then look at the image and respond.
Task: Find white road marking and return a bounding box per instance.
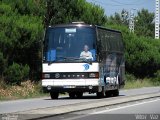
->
[92,98,160,114]
[63,98,160,120]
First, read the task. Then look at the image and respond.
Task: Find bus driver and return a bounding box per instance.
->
[80,45,93,60]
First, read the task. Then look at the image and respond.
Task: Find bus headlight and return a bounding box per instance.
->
[42,74,50,79]
[89,73,99,78]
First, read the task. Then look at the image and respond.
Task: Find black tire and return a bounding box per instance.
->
[69,92,76,98]
[112,78,120,97]
[50,92,59,99]
[76,92,83,98]
[112,89,119,97]
[96,89,105,98]
[97,92,103,98]
[105,91,112,97]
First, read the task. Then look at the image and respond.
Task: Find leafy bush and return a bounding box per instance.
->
[0,52,5,76]
[4,63,30,85]
[106,24,160,78]
[125,36,160,77]
[125,73,136,81]
[153,70,160,83]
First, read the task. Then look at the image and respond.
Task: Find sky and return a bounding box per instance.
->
[86,0,155,16]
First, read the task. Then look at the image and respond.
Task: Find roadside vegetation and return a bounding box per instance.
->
[0,80,46,100]
[0,0,159,100]
[124,72,160,89]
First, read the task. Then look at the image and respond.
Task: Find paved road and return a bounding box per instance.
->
[0,87,160,114]
[40,98,160,120]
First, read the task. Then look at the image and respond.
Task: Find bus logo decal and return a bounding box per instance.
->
[83,64,90,71]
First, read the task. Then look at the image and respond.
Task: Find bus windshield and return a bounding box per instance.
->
[44,26,96,62]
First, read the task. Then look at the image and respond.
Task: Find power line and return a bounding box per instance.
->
[91,0,123,6]
[92,0,146,6]
[111,0,141,5]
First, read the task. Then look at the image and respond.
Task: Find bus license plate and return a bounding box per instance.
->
[63,85,75,88]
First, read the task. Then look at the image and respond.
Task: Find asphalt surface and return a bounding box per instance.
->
[0,87,160,114]
[39,98,160,120]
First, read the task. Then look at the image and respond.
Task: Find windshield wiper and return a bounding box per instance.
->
[47,57,77,65]
[64,57,93,64]
[48,57,93,65]
[57,57,80,61]
[80,58,93,65]
[47,57,67,65]
[48,60,56,65]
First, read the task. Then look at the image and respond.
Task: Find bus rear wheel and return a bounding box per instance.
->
[112,89,119,96]
[69,92,76,98]
[76,92,83,98]
[50,92,59,99]
[105,91,112,97]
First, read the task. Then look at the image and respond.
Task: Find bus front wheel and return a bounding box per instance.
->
[96,88,105,98]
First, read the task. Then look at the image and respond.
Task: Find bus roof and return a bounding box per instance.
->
[96,26,121,33]
[48,22,95,28]
[47,22,121,33]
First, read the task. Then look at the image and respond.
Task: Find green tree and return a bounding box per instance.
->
[135,9,154,37]
[0,52,5,77]
[43,0,107,27]
[0,1,43,81]
[107,9,129,26]
[2,0,44,16]
[107,12,122,25]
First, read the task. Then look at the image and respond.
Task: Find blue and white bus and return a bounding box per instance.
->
[42,22,125,99]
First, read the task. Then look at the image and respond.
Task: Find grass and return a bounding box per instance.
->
[124,73,160,89]
[124,79,160,89]
[0,80,48,101]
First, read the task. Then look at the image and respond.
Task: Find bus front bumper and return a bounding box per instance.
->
[42,78,100,93]
[42,86,99,93]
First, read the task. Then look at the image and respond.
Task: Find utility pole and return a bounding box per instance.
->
[121,10,129,25]
[129,9,136,33]
[155,0,159,39]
